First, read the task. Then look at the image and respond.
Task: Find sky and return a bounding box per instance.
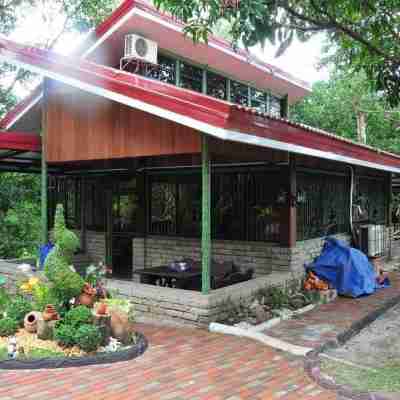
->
[5,4,329,98]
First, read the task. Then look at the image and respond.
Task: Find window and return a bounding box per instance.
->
[207,71,227,100]
[85,180,105,231]
[146,54,176,84]
[355,177,386,223]
[150,181,177,235]
[177,180,201,237]
[230,80,249,106]
[180,61,203,93]
[65,179,81,229]
[250,88,268,113]
[269,95,281,117]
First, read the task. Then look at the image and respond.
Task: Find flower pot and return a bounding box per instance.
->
[97,302,108,315]
[24,311,41,333]
[79,292,95,307]
[42,304,59,321]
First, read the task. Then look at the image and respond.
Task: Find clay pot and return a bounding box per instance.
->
[24,311,41,333]
[42,304,59,321]
[79,292,95,307]
[96,303,108,315]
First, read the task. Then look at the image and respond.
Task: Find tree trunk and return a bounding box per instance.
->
[357,111,367,144]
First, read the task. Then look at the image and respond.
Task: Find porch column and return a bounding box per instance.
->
[280,155,297,247]
[201,134,211,294]
[41,79,48,244]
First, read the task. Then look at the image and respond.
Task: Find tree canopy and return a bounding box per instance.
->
[154,0,400,107]
[292,72,400,153]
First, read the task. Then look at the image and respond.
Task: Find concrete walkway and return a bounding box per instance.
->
[0,324,335,400]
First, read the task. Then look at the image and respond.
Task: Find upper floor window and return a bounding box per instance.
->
[270,95,281,117]
[207,71,227,100]
[180,61,203,93]
[146,54,176,84]
[230,80,249,106]
[250,88,268,113]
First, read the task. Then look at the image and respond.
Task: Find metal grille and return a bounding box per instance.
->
[150,181,177,235]
[297,172,349,241]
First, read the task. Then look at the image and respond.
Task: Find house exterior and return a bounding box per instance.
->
[0,0,397,325]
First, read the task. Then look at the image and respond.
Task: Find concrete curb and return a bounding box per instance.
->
[304,291,400,400]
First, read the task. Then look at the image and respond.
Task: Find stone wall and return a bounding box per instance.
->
[132,233,351,277]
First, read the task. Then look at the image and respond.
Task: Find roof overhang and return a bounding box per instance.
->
[0,131,41,172]
[1,37,399,174]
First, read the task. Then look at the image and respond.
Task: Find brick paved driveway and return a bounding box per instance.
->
[0,324,334,400]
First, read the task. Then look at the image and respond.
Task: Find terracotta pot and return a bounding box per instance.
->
[24,311,41,333]
[79,292,95,307]
[97,303,108,315]
[42,304,59,321]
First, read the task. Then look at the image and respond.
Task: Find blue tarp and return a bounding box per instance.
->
[39,242,54,269]
[307,237,386,298]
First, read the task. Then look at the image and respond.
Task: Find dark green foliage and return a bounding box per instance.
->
[54,323,77,347]
[0,318,18,337]
[44,205,84,304]
[0,288,11,315]
[74,324,103,352]
[155,0,400,106]
[63,306,93,328]
[6,296,33,326]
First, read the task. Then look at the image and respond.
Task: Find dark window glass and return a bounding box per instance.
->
[150,181,176,235]
[207,71,227,100]
[85,180,105,231]
[65,179,80,229]
[354,177,386,223]
[269,94,281,117]
[177,181,201,236]
[230,80,249,106]
[145,54,176,84]
[180,61,203,93]
[250,88,267,113]
[297,173,349,240]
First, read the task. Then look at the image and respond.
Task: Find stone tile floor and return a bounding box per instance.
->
[0,323,335,400]
[264,272,400,350]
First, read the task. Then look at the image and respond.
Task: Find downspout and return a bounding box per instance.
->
[348,165,355,245]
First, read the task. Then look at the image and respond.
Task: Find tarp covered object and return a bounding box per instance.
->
[307,237,378,298]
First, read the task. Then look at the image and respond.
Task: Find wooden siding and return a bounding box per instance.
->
[46,81,201,163]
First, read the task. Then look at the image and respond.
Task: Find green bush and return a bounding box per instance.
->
[0,317,18,336]
[51,267,84,304]
[74,324,103,352]
[54,323,77,347]
[6,296,33,326]
[31,283,58,312]
[63,306,93,328]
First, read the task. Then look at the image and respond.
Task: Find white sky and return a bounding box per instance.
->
[5,6,329,98]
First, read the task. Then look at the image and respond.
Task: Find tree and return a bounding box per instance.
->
[291,72,400,153]
[154,0,400,106]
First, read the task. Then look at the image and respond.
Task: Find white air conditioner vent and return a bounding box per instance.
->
[124,34,158,64]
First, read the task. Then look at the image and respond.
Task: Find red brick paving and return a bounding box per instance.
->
[0,324,335,400]
[265,272,400,350]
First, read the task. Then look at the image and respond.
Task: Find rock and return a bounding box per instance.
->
[253,305,269,324]
[110,310,131,345]
[37,318,57,340]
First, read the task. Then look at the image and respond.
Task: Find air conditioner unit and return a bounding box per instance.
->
[124,34,158,64]
[359,224,386,257]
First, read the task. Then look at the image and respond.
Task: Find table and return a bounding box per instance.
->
[136,264,202,289]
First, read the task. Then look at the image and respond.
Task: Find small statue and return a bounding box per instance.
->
[7,336,17,359]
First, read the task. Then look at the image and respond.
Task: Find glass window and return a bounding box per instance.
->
[65,179,80,229]
[146,54,176,84]
[230,80,249,106]
[269,94,282,117]
[250,88,267,113]
[150,181,176,235]
[180,61,203,93]
[177,181,201,236]
[207,71,227,100]
[85,180,105,231]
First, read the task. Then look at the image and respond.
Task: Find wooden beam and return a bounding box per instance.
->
[280,155,297,247]
[201,134,211,294]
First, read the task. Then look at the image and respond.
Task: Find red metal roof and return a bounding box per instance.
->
[0,131,41,152]
[1,37,400,173]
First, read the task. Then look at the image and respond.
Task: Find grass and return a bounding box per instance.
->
[321,358,400,392]
[0,346,64,361]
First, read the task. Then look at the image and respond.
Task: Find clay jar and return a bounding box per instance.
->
[96,302,108,315]
[42,304,59,322]
[24,311,41,333]
[79,283,96,307]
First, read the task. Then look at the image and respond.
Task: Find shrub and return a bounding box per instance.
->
[50,267,84,304]
[63,306,93,328]
[6,296,33,326]
[74,324,103,352]
[54,323,77,347]
[0,318,18,336]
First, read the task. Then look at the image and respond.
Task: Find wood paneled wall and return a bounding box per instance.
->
[45,81,201,163]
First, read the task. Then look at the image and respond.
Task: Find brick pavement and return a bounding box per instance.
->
[265,272,400,350]
[0,323,335,400]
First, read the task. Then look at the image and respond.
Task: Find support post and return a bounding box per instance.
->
[201,134,211,294]
[41,80,48,245]
[281,94,289,119]
[280,155,297,247]
[80,178,86,252]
